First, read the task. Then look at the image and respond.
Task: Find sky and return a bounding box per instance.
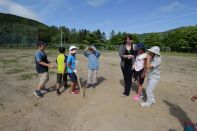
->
[0,0,197,36]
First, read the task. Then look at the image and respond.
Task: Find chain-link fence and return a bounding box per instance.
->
[0,24,38,48]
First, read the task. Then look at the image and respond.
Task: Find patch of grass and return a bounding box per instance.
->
[110,63,117,67]
[1,59,18,65]
[161,52,197,57]
[20,73,38,80]
[6,68,24,74]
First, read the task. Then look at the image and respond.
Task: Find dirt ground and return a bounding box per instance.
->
[0,49,196,131]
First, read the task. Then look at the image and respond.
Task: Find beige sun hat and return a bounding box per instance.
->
[147,46,161,56]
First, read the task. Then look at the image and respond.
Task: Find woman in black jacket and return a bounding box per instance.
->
[119,35,136,96]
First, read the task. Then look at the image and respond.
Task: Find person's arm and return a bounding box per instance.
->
[141,58,147,78]
[191,95,197,102]
[147,54,161,69]
[93,50,101,57]
[83,50,89,57]
[119,45,134,59]
[119,45,125,58]
[36,53,53,68]
[67,57,73,70]
[37,61,53,68]
[146,54,153,69]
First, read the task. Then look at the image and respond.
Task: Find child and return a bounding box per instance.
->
[67,46,79,94]
[140,46,161,107]
[133,43,147,101]
[56,47,69,96]
[34,41,54,97]
[83,46,101,88]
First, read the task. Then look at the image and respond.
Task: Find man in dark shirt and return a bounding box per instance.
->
[34,41,54,97]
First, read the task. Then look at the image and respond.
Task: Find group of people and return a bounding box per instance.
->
[119,35,161,107]
[34,41,101,97]
[34,34,161,108]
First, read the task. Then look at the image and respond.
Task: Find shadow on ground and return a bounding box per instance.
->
[80,76,106,88]
[163,99,193,128]
[119,79,146,99]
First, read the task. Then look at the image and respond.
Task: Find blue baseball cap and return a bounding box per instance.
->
[137,43,145,50]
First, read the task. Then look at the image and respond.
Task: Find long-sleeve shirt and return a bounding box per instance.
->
[83,50,101,70]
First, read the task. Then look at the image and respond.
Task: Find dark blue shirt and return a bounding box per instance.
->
[35,50,49,73]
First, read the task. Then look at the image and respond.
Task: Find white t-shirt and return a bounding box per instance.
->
[133,53,147,71]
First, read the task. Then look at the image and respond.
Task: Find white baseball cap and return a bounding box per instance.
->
[69,45,78,51]
[147,46,161,56]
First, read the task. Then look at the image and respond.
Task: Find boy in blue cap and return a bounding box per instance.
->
[133,43,147,101]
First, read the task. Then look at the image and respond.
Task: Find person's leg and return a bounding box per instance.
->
[137,74,144,96]
[146,78,159,104]
[121,66,126,84]
[56,73,62,95]
[63,73,70,88]
[124,65,132,96]
[69,73,79,94]
[35,72,49,97]
[87,69,93,87]
[92,70,98,86]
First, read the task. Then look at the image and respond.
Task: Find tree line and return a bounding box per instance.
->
[0,13,197,52]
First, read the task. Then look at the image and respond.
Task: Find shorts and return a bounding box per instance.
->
[57,73,68,84]
[68,73,77,83]
[134,68,145,85]
[39,72,49,85]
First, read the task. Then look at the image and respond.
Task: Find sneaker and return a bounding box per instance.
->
[121,94,128,97]
[140,92,144,98]
[140,102,151,107]
[133,95,140,101]
[56,89,61,96]
[41,85,50,92]
[92,84,96,88]
[64,84,71,89]
[69,90,78,95]
[74,88,80,92]
[152,99,157,104]
[34,90,43,97]
[86,84,91,88]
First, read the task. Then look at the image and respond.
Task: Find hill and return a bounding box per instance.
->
[0,13,196,52]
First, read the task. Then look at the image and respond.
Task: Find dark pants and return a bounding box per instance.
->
[57,73,68,84]
[121,64,133,96]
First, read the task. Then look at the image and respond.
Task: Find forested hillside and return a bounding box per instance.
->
[0,13,197,52]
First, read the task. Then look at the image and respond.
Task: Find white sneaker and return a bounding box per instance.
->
[140,102,151,107]
[152,98,157,104]
[152,100,157,104]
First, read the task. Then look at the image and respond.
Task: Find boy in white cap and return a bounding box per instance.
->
[140,46,161,107]
[67,46,79,94]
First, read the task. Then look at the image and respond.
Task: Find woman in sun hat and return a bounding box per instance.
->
[140,46,161,107]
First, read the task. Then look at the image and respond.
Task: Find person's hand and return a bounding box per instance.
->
[141,73,146,78]
[49,63,54,68]
[191,95,197,102]
[127,55,134,59]
[73,69,77,74]
[132,65,134,70]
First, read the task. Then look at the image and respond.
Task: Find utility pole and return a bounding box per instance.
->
[61,26,62,47]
